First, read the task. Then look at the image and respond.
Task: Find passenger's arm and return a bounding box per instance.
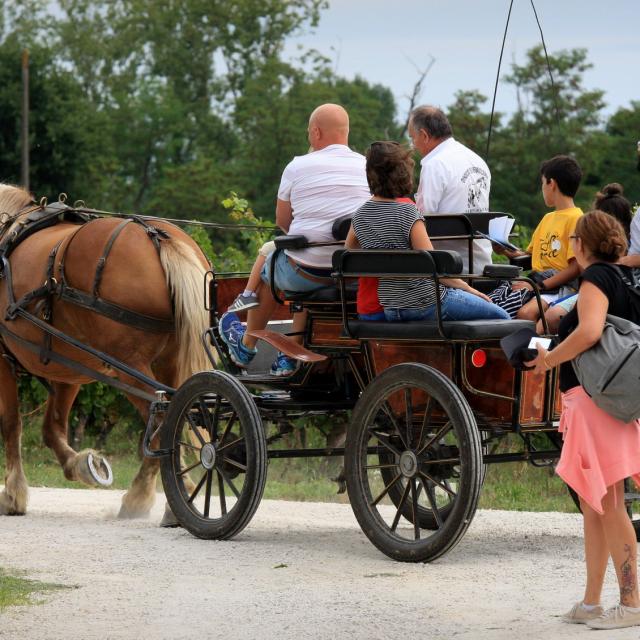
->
[410,220,491,301]
[526,281,608,372]
[618,254,640,268]
[540,258,580,290]
[344,225,361,249]
[275,199,293,233]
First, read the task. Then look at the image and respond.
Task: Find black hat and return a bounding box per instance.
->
[500,328,539,371]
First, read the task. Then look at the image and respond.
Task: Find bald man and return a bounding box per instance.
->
[221,103,370,373]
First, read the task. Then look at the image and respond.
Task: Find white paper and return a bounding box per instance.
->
[488,216,515,244]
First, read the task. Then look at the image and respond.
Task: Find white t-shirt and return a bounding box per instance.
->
[415,137,493,273]
[277,144,370,267]
[629,212,640,255]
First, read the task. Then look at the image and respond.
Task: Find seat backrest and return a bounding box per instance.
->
[423,211,515,236]
[331,213,352,241]
[332,249,463,277]
[424,214,473,239]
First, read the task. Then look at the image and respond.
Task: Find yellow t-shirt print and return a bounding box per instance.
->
[527,207,583,272]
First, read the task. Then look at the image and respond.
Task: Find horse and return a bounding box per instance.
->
[0,184,211,519]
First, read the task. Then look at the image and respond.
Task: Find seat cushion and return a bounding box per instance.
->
[346,319,536,340]
[284,284,357,303]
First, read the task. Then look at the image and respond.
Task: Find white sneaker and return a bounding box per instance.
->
[227,293,260,313]
[561,601,604,624]
[587,603,640,629]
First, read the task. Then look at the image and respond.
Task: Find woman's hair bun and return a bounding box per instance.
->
[601,182,624,198]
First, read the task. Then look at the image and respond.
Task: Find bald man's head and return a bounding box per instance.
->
[307,103,350,150]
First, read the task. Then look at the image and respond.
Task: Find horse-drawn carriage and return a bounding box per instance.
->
[0,189,637,562]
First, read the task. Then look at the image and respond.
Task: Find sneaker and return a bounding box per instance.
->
[561,601,604,624]
[587,604,640,629]
[227,293,260,314]
[219,312,256,368]
[270,352,298,376]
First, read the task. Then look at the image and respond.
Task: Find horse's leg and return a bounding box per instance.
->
[0,358,28,515]
[117,353,184,520]
[118,353,190,524]
[41,382,111,486]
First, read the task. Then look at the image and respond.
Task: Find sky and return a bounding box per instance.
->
[284,0,639,121]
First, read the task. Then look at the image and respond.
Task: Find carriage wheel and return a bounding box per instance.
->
[160,371,267,540]
[345,363,483,562]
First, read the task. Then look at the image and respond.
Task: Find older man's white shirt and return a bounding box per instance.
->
[415,137,493,272]
[278,144,370,268]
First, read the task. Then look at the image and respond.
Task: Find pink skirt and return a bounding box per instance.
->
[557,386,640,514]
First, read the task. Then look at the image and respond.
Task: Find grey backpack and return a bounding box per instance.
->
[572,314,640,423]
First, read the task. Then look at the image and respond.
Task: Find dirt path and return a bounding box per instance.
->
[0,487,636,639]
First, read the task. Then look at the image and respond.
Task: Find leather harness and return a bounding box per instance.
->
[0,200,175,371]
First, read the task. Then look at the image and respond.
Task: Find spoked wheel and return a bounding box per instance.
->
[345,363,483,562]
[160,371,267,540]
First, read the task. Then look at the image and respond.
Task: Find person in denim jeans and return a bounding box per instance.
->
[345,141,510,322]
[384,287,509,322]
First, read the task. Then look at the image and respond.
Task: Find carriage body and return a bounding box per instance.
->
[158,213,577,563]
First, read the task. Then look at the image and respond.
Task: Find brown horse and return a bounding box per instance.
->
[0,184,210,519]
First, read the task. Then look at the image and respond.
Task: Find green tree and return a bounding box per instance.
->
[490,46,606,226]
[0,36,107,200]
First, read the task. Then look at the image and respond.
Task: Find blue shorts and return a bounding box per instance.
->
[261,251,333,294]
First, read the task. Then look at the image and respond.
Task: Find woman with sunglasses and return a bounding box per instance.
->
[527,210,640,630]
[345,141,509,322]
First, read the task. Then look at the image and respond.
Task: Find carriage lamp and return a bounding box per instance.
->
[471,349,487,368]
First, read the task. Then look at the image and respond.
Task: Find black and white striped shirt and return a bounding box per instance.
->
[352,200,446,309]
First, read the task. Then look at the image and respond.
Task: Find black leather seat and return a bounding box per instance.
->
[284,283,357,303]
[346,319,536,340]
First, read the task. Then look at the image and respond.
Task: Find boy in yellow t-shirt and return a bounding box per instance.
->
[503,155,583,321]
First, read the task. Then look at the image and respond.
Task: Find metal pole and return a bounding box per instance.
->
[21,49,29,191]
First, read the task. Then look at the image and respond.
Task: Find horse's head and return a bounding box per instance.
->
[0,184,35,230]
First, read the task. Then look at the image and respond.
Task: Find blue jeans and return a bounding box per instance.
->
[260,251,332,294]
[384,288,510,321]
[358,311,386,321]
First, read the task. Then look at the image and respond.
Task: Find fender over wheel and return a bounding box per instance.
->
[160,371,267,540]
[345,363,483,563]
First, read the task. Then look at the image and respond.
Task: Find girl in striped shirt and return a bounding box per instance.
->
[345,141,509,322]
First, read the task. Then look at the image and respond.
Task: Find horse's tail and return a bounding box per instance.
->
[158,238,210,383]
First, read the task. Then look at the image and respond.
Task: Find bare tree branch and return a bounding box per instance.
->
[399,54,436,139]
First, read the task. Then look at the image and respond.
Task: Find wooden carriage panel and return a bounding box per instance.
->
[368,342,453,419]
[308,319,360,347]
[553,373,562,418]
[519,369,547,424]
[462,346,514,422]
[368,341,453,378]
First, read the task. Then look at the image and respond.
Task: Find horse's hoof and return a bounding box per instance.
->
[87,453,113,487]
[159,504,181,528]
[0,488,28,515]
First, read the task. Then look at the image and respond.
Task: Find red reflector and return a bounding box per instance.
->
[471,349,487,368]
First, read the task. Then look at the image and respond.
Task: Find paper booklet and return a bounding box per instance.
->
[476,216,519,251]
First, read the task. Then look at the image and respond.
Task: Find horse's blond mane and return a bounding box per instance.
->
[0,184,34,215]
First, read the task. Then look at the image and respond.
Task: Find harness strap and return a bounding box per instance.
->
[92,218,133,298]
[0,321,158,402]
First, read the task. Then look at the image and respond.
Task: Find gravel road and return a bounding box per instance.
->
[0,487,637,640]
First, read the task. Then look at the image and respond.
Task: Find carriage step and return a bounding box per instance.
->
[245,329,327,362]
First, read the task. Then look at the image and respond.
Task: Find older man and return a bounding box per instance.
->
[221,103,370,374]
[408,105,493,272]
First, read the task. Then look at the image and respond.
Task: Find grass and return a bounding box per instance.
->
[0,569,70,611]
[0,416,578,513]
